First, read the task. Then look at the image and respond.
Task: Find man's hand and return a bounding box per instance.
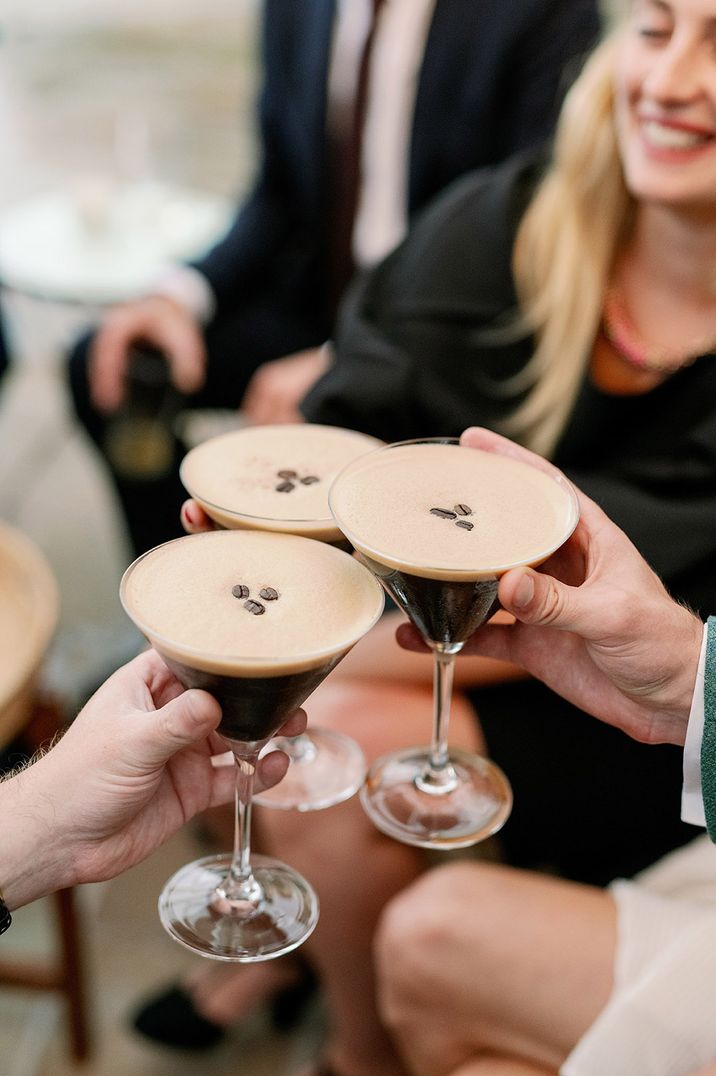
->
[240,346,330,425]
[2,650,305,908]
[397,427,703,747]
[89,295,207,411]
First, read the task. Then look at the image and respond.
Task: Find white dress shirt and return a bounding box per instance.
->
[351,0,437,267]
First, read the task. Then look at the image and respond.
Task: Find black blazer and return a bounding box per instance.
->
[193,0,601,328]
[304,150,716,619]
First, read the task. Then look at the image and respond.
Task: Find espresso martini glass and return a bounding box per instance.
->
[180,423,383,811]
[120,529,384,960]
[329,437,579,850]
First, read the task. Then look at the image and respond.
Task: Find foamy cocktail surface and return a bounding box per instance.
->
[180,424,382,540]
[121,530,385,676]
[330,443,578,581]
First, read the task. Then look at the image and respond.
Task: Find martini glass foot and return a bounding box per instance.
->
[255,729,367,811]
[158,853,319,962]
[360,746,512,850]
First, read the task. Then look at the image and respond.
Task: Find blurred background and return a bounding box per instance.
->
[0,0,256,696]
[0,2,324,1072]
[0,0,620,700]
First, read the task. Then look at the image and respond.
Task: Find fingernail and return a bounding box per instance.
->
[512,572,535,608]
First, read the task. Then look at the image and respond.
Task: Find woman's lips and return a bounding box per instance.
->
[640,118,714,151]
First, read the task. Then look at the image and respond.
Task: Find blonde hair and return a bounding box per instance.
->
[505,33,633,457]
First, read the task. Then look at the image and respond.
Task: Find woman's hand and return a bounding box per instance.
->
[180,499,217,534]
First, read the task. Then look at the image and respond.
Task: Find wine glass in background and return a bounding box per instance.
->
[180,423,383,811]
[329,437,579,850]
[121,529,384,960]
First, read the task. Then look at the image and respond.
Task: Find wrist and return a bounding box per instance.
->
[683,610,706,700]
[670,609,706,744]
[151,265,215,325]
[0,763,75,909]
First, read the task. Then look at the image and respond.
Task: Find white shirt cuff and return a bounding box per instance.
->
[681,622,708,826]
[151,265,216,325]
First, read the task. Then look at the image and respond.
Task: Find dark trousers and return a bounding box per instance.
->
[472,678,699,886]
[67,294,326,559]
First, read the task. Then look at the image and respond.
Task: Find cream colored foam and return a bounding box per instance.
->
[121,530,384,675]
[180,424,382,539]
[330,443,578,580]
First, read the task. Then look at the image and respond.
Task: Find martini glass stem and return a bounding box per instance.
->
[219,747,263,906]
[416,645,462,795]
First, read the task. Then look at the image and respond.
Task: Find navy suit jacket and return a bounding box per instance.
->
[194,0,600,333]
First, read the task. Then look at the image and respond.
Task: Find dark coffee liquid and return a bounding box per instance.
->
[360,554,499,645]
[161,654,342,745]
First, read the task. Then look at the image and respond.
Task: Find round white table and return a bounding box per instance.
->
[0,179,233,305]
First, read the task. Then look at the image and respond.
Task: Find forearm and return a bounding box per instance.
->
[0,764,72,910]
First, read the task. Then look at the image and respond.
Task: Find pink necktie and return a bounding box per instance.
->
[327,0,385,316]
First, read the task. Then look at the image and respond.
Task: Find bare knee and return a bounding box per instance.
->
[375,861,509,1035]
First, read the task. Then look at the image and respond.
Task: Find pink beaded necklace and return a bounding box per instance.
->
[602,287,716,374]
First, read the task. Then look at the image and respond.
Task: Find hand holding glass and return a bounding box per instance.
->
[120,529,384,960]
[329,438,579,850]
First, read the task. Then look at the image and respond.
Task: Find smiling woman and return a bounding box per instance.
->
[615,0,716,210]
[602,0,716,391]
[295,0,716,1070]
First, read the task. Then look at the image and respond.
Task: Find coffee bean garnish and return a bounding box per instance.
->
[232,582,280,612]
[275,469,321,492]
[429,502,475,533]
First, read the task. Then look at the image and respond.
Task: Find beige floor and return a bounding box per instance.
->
[0,5,326,1073]
[3,826,325,1076]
